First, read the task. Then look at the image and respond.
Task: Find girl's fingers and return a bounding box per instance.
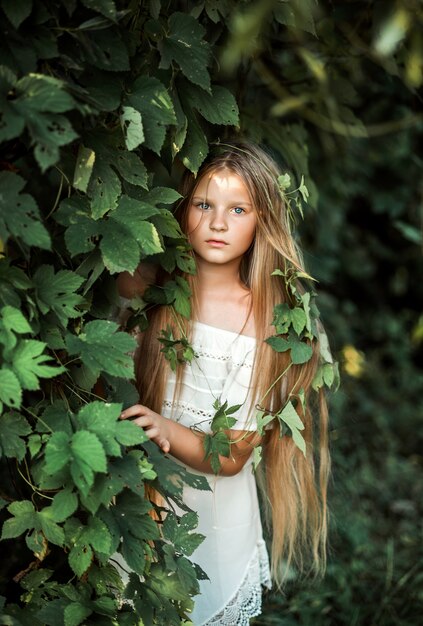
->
[160,439,170,453]
[120,404,148,420]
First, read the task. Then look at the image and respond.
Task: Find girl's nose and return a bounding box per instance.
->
[209,209,228,231]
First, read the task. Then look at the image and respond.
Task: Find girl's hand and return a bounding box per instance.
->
[120,404,171,453]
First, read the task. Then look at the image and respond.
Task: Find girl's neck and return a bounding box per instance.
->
[195,258,247,296]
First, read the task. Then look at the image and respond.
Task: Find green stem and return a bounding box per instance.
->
[258,363,292,407]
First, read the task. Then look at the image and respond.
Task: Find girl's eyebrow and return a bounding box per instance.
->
[192,195,252,206]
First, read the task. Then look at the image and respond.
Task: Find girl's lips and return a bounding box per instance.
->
[206,239,228,246]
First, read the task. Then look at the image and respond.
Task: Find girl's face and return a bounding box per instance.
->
[186,168,257,269]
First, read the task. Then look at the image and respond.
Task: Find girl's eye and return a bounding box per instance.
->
[197,202,210,210]
[233,207,245,215]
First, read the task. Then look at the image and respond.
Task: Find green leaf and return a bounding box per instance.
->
[81,0,117,20]
[48,489,78,523]
[120,106,144,151]
[63,602,92,626]
[73,145,96,193]
[180,82,239,126]
[265,332,313,364]
[127,75,176,154]
[0,172,51,249]
[0,412,31,461]
[158,12,211,92]
[68,542,93,578]
[0,368,22,410]
[33,265,84,327]
[81,452,147,514]
[277,173,291,191]
[66,320,136,379]
[178,104,208,174]
[1,500,36,539]
[277,401,306,456]
[70,431,107,495]
[87,158,121,219]
[77,401,147,457]
[163,512,204,557]
[1,305,32,335]
[44,431,71,473]
[83,29,129,71]
[115,151,148,188]
[38,513,65,546]
[1,0,32,28]
[11,339,65,390]
[203,431,231,474]
[16,74,76,113]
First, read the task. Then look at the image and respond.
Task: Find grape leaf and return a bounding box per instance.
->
[265,331,313,364]
[0,412,31,460]
[0,172,51,249]
[11,339,66,390]
[180,81,239,126]
[158,12,211,92]
[276,401,306,456]
[32,265,84,327]
[77,401,147,457]
[127,76,176,154]
[66,320,136,379]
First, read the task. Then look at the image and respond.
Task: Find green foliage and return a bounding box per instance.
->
[0,0,421,624]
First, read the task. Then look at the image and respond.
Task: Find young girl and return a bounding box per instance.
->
[117,141,331,625]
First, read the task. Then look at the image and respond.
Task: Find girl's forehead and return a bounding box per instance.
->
[193,168,251,196]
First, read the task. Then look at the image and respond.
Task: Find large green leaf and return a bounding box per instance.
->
[65,320,136,379]
[45,430,107,497]
[77,401,147,457]
[56,195,163,274]
[0,412,31,461]
[0,172,51,249]
[158,12,211,92]
[127,76,177,154]
[177,104,208,174]
[1,0,32,29]
[32,265,84,327]
[180,81,239,126]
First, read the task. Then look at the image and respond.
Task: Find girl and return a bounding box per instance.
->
[118,141,331,625]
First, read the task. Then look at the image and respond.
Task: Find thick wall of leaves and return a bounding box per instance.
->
[0,1,245,623]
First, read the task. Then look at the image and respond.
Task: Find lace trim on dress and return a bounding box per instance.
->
[193,348,253,369]
[162,399,214,422]
[201,542,272,626]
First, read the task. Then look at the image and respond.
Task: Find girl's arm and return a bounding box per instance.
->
[116,262,157,298]
[119,404,260,477]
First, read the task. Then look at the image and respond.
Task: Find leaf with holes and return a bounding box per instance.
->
[158,12,211,92]
[127,76,176,154]
[0,172,51,249]
[120,106,144,151]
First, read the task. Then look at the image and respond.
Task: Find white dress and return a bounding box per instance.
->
[162,321,272,626]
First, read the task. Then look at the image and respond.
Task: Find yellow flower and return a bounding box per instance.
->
[342,344,365,377]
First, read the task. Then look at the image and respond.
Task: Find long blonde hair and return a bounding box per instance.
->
[136,141,330,585]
